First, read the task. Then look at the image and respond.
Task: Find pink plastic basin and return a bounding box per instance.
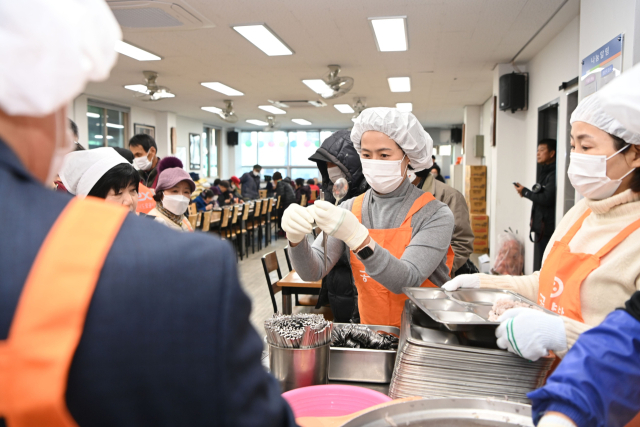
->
[282,384,391,418]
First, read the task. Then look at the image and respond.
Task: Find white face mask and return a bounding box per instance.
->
[253,170,260,177]
[46,109,74,185]
[162,194,190,215]
[568,144,636,200]
[327,166,345,184]
[361,155,408,194]
[133,154,152,171]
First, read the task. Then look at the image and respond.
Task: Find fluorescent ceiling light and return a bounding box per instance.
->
[201,82,244,96]
[370,17,408,52]
[95,135,103,139]
[107,135,114,139]
[106,123,124,129]
[114,40,161,61]
[302,79,332,95]
[334,104,355,114]
[233,24,293,56]
[86,112,100,118]
[246,119,268,126]
[201,106,223,114]
[259,105,287,115]
[388,77,411,92]
[292,119,311,125]
[396,102,413,112]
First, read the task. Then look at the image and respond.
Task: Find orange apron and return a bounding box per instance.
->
[0,198,127,427]
[349,192,454,327]
[538,208,640,427]
[538,208,640,321]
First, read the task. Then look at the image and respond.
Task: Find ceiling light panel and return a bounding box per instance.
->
[86,112,100,118]
[201,82,244,96]
[292,119,311,125]
[115,40,161,61]
[396,102,413,112]
[334,104,355,114]
[388,77,411,92]
[302,79,332,95]
[246,119,268,126]
[201,107,223,114]
[259,105,287,115]
[369,17,407,52]
[106,123,124,129]
[233,24,293,56]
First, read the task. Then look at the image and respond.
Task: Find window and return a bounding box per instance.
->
[257,131,288,166]
[289,131,319,166]
[203,127,218,177]
[290,168,320,181]
[240,131,258,166]
[87,104,128,149]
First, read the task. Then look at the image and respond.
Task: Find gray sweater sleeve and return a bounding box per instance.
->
[361,205,454,293]
[289,232,347,282]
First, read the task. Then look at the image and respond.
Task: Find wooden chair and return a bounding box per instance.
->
[259,189,267,199]
[300,194,307,207]
[188,214,198,231]
[188,203,197,216]
[283,245,293,272]
[259,198,269,248]
[248,200,262,254]
[266,197,276,243]
[310,190,317,203]
[217,206,231,238]
[201,211,212,232]
[239,203,251,260]
[270,196,282,238]
[261,251,283,313]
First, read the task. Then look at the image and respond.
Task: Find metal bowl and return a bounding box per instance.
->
[340,398,533,427]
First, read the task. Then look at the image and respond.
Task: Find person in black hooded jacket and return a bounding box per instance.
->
[308,130,370,323]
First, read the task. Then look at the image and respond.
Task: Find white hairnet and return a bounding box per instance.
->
[0,0,122,116]
[351,108,434,170]
[599,63,640,136]
[570,93,640,145]
[60,147,129,196]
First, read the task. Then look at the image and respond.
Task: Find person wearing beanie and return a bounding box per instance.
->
[147,158,196,231]
[273,171,295,214]
[229,175,246,202]
[59,147,139,213]
[444,93,640,362]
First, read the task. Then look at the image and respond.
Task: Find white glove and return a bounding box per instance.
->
[310,200,369,251]
[281,203,314,244]
[441,274,480,291]
[538,414,577,427]
[495,308,567,361]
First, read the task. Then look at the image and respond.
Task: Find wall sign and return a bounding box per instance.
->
[580,34,623,98]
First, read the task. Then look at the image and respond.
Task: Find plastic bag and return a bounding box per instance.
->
[491,228,524,276]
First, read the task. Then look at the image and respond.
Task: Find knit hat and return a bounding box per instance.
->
[60,147,129,196]
[155,166,195,193]
[230,175,241,185]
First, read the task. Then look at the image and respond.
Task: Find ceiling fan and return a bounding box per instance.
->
[217,100,239,123]
[352,97,367,121]
[321,65,354,99]
[263,115,280,131]
[126,71,175,101]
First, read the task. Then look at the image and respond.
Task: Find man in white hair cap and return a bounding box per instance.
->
[282,107,455,328]
[0,1,296,426]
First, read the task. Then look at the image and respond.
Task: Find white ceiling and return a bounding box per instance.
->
[85,0,579,130]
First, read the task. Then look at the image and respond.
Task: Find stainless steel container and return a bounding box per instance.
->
[268,343,330,393]
[329,324,399,384]
[341,397,533,426]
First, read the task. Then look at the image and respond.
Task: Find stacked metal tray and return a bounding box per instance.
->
[389,300,555,403]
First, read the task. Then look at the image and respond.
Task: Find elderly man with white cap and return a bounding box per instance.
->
[443,87,640,365]
[0,1,296,426]
[283,107,455,328]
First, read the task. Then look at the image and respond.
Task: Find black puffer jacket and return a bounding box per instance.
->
[523,162,556,240]
[308,130,369,323]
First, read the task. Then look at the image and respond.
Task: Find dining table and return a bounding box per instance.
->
[278,269,322,315]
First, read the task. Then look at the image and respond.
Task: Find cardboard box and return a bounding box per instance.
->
[467,199,486,214]
[466,165,487,178]
[473,238,490,254]
[470,214,489,233]
[465,186,486,200]
[465,175,486,189]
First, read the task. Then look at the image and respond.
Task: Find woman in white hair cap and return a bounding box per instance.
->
[282,107,455,327]
[445,92,640,363]
[59,147,140,212]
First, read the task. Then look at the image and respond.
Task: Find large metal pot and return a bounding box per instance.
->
[340,398,533,426]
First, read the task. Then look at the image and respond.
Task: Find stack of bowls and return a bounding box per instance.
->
[389,301,554,403]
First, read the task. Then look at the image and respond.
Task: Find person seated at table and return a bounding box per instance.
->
[194,189,215,212]
[294,178,311,205]
[60,147,139,213]
[265,175,275,197]
[306,179,319,205]
[218,180,237,206]
[273,172,295,212]
[149,162,196,232]
[230,176,246,203]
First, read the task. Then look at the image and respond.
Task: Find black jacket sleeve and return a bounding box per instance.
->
[523,170,556,207]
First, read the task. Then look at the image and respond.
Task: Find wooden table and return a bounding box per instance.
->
[278,270,322,315]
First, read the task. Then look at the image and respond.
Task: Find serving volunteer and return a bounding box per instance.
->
[444,93,640,361]
[60,147,140,213]
[283,108,455,327]
[0,1,295,425]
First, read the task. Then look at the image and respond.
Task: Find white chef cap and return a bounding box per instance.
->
[570,93,640,145]
[599,63,640,136]
[0,0,122,117]
[351,108,434,170]
[60,148,130,196]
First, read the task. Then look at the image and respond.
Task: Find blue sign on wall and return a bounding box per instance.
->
[581,34,623,77]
